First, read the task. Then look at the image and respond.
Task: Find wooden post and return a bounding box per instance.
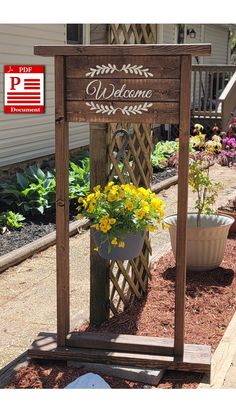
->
[174,55,192,357]
[55,56,70,346]
[90,124,110,324]
[89,24,110,325]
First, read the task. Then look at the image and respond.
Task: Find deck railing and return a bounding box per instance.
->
[218,70,236,129]
[191,65,236,119]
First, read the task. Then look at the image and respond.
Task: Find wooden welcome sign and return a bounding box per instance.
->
[29,44,212,375]
[65,54,180,123]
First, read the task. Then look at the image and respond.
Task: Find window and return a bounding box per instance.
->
[67,24,83,44]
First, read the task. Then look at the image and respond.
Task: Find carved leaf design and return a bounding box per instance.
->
[85,63,153,77]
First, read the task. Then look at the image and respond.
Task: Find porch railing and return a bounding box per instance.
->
[218,70,236,129]
[191,64,236,119]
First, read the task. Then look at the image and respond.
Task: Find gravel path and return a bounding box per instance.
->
[0,164,235,369]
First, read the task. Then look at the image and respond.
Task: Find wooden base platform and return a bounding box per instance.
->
[28,332,211,374]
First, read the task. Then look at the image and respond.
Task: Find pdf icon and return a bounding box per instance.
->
[4,65,45,114]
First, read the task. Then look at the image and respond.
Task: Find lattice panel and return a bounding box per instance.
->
[107,123,153,314]
[107,24,157,315]
[109,24,157,45]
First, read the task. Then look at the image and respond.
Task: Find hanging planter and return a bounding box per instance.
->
[76,182,166,261]
[93,230,145,261]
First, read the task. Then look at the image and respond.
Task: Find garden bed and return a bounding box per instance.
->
[0,168,177,257]
[5,235,236,389]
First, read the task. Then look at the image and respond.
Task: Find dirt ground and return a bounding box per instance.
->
[0,164,236,369]
[5,236,236,388]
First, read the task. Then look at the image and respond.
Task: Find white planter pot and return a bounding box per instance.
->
[164,213,234,271]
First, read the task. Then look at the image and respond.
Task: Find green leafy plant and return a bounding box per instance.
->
[151,141,179,170]
[0,165,56,215]
[0,157,91,217]
[188,158,223,226]
[69,157,90,200]
[0,211,25,232]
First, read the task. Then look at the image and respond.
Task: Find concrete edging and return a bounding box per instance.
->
[0,219,89,274]
[198,309,236,388]
[0,175,178,274]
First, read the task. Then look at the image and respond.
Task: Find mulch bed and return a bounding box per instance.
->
[5,235,236,389]
[0,168,177,257]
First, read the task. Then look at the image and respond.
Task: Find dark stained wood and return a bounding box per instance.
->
[174,55,192,357]
[66,78,180,101]
[66,55,181,79]
[28,332,211,374]
[66,101,179,123]
[89,25,110,325]
[90,123,110,324]
[66,332,174,356]
[55,56,70,347]
[34,44,211,57]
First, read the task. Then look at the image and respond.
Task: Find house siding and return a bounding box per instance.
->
[203,25,229,64]
[162,24,176,44]
[0,24,89,168]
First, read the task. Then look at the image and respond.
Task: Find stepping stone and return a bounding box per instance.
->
[65,373,111,389]
[68,361,164,386]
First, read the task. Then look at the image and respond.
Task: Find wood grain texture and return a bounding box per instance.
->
[28,332,211,373]
[34,44,211,57]
[55,56,70,347]
[66,332,174,356]
[66,55,181,79]
[66,101,179,123]
[66,78,180,101]
[90,123,110,324]
[174,55,192,357]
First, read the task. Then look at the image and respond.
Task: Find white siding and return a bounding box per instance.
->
[203,25,229,64]
[0,24,89,168]
[162,24,176,44]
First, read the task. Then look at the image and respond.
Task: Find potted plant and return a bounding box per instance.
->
[218,197,236,234]
[164,157,234,271]
[77,182,165,261]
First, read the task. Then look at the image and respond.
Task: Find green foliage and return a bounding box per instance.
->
[0,157,90,217]
[0,211,25,232]
[151,141,179,170]
[188,159,223,226]
[69,157,90,199]
[0,165,56,215]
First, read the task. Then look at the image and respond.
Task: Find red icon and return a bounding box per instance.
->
[4,65,45,114]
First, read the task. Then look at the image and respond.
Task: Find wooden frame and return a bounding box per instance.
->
[29,44,212,374]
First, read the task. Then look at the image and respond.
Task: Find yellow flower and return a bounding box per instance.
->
[107,192,117,202]
[138,187,150,198]
[76,213,84,219]
[93,185,101,192]
[146,225,156,232]
[109,218,116,225]
[125,200,133,211]
[87,203,95,213]
[104,181,114,193]
[135,208,147,220]
[151,198,163,211]
[100,224,112,233]
[111,237,118,246]
[118,241,125,248]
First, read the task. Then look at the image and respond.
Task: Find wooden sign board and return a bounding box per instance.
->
[65,55,180,123]
[35,44,211,124]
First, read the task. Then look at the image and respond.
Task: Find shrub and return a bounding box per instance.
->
[0,211,25,232]
[151,141,179,170]
[0,165,56,215]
